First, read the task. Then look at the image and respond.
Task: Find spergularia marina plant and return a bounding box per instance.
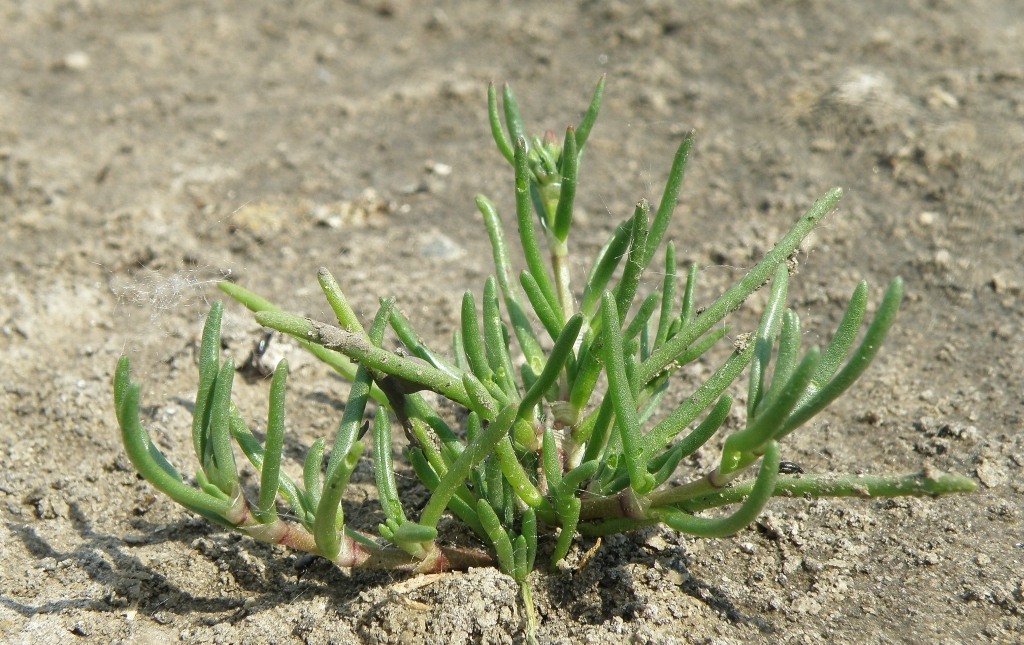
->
[114,78,975,633]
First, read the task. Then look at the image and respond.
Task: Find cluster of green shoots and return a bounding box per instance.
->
[114,78,974,598]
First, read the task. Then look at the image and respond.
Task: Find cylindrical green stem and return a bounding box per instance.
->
[602,292,655,494]
[678,469,977,512]
[640,188,843,386]
[419,404,518,528]
[256,360,289,523]
[256,311,472,408]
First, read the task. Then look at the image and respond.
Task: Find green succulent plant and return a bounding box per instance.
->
[114,77,974,635]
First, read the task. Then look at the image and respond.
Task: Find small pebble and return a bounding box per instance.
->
[62,51,91,71]
[976,457,1008,488]
[426,160,452,176]
[419,230,464,259]
[71,623,92,637]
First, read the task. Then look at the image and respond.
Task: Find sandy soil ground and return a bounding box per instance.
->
[2,1,1022,643]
